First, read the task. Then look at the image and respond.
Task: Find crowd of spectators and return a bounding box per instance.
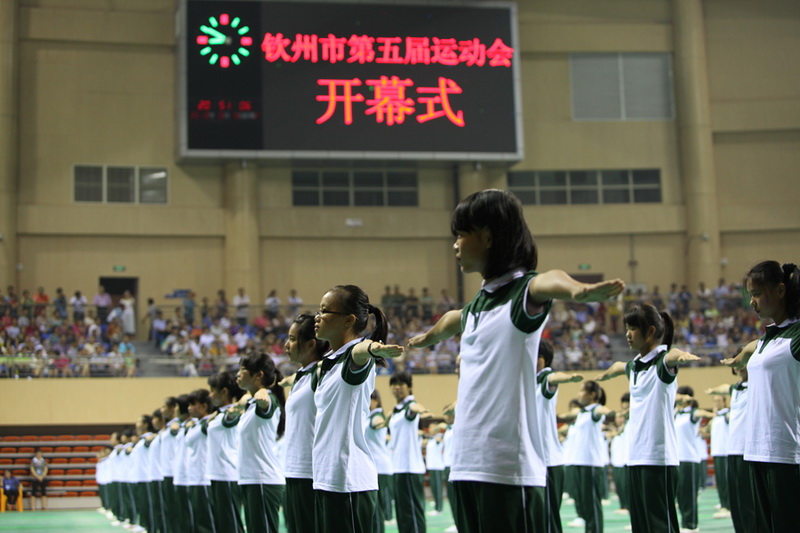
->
[0,278,762,378]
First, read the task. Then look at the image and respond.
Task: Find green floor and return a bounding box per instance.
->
[0,489,735,532]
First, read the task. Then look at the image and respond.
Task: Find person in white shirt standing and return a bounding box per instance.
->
[723,260,800,533]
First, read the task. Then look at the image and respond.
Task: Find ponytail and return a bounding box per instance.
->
[239,352,286,436]
[659,311,674,349]
[782,263,800,319]
[330,285,389,367]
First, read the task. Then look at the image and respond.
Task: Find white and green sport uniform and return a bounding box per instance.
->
[451,269,551,486]
[535,368,564,468]
[312,338,377,492]
[389,396,425,475]
[744,318,800,464]
[624,346,678,466]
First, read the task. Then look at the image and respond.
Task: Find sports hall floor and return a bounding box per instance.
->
[0,488,735,532]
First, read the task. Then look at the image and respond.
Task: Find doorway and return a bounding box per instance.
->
[99,277,139,337]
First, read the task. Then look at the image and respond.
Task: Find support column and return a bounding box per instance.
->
[223,160,261,302]
[672,0,721,289]
[0,0,19,287]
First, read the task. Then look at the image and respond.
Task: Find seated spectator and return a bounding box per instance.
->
[2,469,21,510]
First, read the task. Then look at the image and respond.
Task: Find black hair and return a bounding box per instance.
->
[151,409,164,423]
[620,392,630,404]
[624,304,674,349]
[239,352,286,436]
[538,339,554,368]
[139,414,155,433]
[292,313,329,360]
[450,189,538,280]
[746,260,800,319]
[329,285,389,367]
[583,380,606,406]
[389,371,413,388]
[175,394,190,416]
[208,370,245,402]
[677,385,695,396]
[370,389,382,409]
[164,396,178,409]
[122,427,136,439]
[188,389,215,413]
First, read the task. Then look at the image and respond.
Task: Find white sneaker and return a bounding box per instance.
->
[384,519,396,525]
[110,521,121,527]
[601,499,612,506]
[565,497,576,505]
[445,526,458,533]
[566,517,586,528]
[712,509,731,519]
[613,508,630,514]
[130,527,147,533]
[624,526,633,531]
[680,528,699,533]
[426,510,442,516]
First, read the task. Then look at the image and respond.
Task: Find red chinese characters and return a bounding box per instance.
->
[316,77,466,127]
[260,32,514,67]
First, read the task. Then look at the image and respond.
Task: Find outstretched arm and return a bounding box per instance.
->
[529,270,625,304]
[548,372,584,386]
[705,384,732,396]
[352,340,405,367]
[595,361,627,382]
[664,348,701,368]
[407,310,463,349]
[720,340,758,370]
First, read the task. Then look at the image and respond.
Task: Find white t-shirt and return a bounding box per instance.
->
[745,318,800,464]
[610,430,628,468]
[389,395,425,475]
[425,436,445,471]
[569,404,607,467]
[185,415,212,486]
[710,409,730,457]
[160,418,181,478]
[235,395,284,485]
[312,338,377,493]
[624,346,679,466]
[442,425,454,468]
[451,269,550,487]
[206,405,239,482]
[726,382,749,456]
[536,368,564,467]
[283,362,318,479]
[148,431,164,482]
[365,408,393,476]
[675,408,701,463]
[172,419,195,486]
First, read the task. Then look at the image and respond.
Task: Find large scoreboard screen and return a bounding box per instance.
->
[178,0,522,161]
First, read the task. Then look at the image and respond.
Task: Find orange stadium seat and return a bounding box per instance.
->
[1,437,20,442]
[14,458,30,465]
[66,469,82,476]
[74,435,92,441]
[87,457,98,464]
[49,481,64,488]
[63,492,78,497]
[65,481,81,487]
[17,447,35,454]
[69,458,84,464]
[54,447,71,453]
[84,468,96,475]
[0,448,15,453]
[11,470,27,476]
[38,436,56,442]
[82,480,97,486]
[57,436,75,441]
[90,446,105,452]
[72,446,89,453]
[0,459,12,465]
[93,435,111,441]
[50,458,67,464]
[20,436,38,442]
[81,491,98,497]
[38,447,53,453]
[48,469,64,476]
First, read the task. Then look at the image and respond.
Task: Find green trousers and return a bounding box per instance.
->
[748,460,800,533]
[394,473,426,533]
[189,485,216,533]
[727,455,756,533]
[285,477,315,533]
[677,461,699,529]
[713,456,730,509]
[452,480,546,533]
[627,465,679,533]
[612,466,629,510]
[241,483,284,533]
[209,480,243,533]
[428,469,444,512]
[546,465,565,533]
[315,489,377,533]
[379,473,394,522]
[572,466,604,533]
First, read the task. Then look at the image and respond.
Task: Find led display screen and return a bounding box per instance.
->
[178,0,522,160]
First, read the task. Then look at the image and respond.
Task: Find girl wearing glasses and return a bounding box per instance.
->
[312,285,404,533]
